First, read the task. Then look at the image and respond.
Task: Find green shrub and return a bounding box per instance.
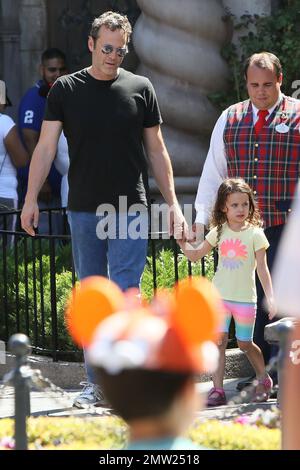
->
[141,249,215,301]
[0,242,75,351]
[0,243,215,353]
[0,417,280,450]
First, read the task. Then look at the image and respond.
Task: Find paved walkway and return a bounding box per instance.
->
[0,378,277,421]
[196,378,277,421]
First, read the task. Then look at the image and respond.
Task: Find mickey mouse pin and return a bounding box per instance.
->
[276,111,290,133]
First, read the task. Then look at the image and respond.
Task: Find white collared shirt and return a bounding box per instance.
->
[195,96,281,225]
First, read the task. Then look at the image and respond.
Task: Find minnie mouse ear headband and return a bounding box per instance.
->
[66,276,225,375]
[0,80,12,106]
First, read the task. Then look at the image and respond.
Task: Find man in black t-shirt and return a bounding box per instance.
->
[21,11,187,408]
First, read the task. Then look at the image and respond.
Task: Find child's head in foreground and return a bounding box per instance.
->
[89,313,214,438]
[67,276,223,441]
[95,368,197,435]
[85,278,222,438]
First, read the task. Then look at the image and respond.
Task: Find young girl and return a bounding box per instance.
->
[178,178,276,406]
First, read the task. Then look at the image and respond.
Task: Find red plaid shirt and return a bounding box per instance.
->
[223,95,300,227]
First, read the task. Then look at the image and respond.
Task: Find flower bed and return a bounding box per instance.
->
[0,414,280,450]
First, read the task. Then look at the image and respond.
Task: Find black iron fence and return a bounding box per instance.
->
[0,208,218,361]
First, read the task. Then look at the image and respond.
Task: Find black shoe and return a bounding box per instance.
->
[236,375,255,391]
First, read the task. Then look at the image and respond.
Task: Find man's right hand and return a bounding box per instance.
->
[21,200,39,236]
[188,223,205,244]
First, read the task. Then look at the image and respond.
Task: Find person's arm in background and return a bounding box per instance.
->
[192,110,228,242]
[143,125,188,240]
[21,120,62,236]
[4,126,29,168]
[22,126,53,203]
[22,127,38,157]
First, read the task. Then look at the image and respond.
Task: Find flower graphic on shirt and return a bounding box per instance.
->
[219,238,248,270]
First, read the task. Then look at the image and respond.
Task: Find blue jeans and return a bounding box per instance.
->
[68,210,148,382]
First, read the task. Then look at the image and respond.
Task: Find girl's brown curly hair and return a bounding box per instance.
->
[210,178,263,244]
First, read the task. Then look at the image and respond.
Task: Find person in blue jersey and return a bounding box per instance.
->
[18,48,67,233]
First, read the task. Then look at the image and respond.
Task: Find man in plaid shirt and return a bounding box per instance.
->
[194,52,300,392]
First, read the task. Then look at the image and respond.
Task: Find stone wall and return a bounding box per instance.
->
[133,0,229,202]
[19,0,47,94]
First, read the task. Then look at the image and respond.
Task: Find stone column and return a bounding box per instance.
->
[0,0,22,119]
[133,0,229,203]
[19,0,47,94]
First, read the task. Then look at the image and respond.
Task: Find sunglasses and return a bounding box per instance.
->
[46,67,67,73]
[101,44,128,58]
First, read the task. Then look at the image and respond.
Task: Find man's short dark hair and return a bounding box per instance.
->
[89,10,132,44]
[95,367,192,421]
[41,48,66,64]
[244,52,282,80]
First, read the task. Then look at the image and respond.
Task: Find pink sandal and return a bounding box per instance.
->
[207,387,227,407]
[252,375,273,403]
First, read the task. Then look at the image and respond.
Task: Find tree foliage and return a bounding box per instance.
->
[210,0,300,109]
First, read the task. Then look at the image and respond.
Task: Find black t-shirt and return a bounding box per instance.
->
[45,68,162,211]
